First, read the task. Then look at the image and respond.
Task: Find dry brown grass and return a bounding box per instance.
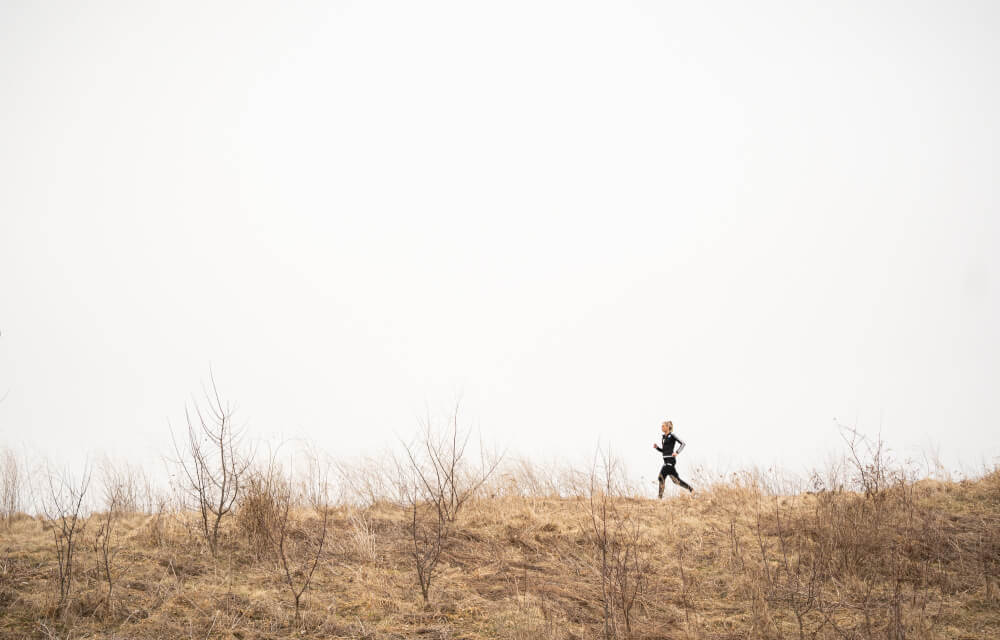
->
[0,468,997,639]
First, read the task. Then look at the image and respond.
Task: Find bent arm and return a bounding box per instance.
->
[674,435,685,454]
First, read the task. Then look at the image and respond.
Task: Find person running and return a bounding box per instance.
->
[654,420,693,497]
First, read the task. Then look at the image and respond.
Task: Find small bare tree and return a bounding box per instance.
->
[401,476,447,605]
[41,464,92,618]
[92,493,121,617]
[403,406,503,524]
[586,448,648,640]
[760,492,829,640]
[90,461,134,617]
[274,464,330,626]
[398,405,503,604]
[170,375,252,556]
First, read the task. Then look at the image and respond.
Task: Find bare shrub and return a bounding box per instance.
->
[839,423,903,498]
[725,430,971,639]
[398,405,503,604]
[585,448,649,640]
[274,467,330,626]
[402,479,447,606]
[750,488,830,640]
[402,406,504,524]
[40,464,92,618]
[169,375,252,556]
[92,478,126,617]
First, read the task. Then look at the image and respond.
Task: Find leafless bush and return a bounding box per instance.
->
[839,423,903,498]
[402,406,504,523]
[726,430,967,639]
[398,405,503,604]
[41,464,92,618]
[750,488,830,640]
[402,478,447,605]
[585,448,649,640]
[274,467,330,625]
[92,478,127,618]
[169,375,252,556]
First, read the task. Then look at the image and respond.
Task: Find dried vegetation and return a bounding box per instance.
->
[1,428,997,639]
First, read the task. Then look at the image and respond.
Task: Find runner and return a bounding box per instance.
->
[654,420,693,497]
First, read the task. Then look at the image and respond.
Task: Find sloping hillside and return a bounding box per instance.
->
[1,470,998,639]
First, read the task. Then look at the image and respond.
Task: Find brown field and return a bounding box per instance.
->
[1,462,998,640]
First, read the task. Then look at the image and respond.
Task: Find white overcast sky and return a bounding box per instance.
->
[1,0,998,483]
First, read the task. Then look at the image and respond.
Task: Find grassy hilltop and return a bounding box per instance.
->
[1,454,998,640]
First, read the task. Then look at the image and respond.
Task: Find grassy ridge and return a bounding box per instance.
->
[1,469,998,639]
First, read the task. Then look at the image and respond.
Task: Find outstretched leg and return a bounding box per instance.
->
[662,463,694,493]
[668,474,694,492]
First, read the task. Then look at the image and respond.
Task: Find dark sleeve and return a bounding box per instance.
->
[674,434,686,454]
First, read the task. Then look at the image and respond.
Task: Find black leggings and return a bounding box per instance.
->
[659,460,693,492]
